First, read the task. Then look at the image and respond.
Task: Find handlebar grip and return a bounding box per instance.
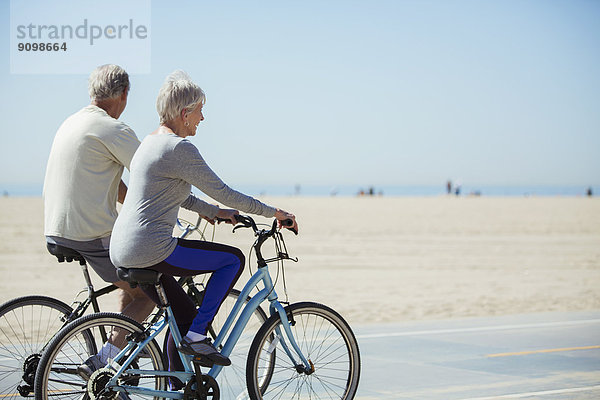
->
[281,219,298,235]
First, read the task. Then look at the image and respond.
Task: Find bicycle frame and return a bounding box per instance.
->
[98,215,310,398]
[104,262,311,398]
[67,263,117,319]
[208,263,311,378]
[106,301,194,399]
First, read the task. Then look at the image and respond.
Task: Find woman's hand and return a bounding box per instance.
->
[275,209,298,233]
[200,214,216,225]
[216,208,239,225]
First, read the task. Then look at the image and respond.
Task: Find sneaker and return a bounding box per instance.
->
[177,337,231,367]
[77,354,104,380]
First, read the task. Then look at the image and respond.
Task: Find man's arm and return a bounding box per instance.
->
[118,180,127,204]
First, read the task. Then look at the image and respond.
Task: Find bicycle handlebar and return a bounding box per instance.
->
[178,214,297,267]
[217,214,297,235]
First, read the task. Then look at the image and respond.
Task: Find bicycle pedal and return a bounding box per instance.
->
[192,356,214,368]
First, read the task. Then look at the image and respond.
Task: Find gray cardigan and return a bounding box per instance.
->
[110,133,276,268]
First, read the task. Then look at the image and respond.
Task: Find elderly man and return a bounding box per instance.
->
[43,64,154,378]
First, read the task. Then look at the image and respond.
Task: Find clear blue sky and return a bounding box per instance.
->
[1,0,599,194]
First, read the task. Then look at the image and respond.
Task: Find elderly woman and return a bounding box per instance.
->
[109,70,297,370]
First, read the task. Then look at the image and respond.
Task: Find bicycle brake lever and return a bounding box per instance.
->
[232,224,245,233]
[232,216,254,233]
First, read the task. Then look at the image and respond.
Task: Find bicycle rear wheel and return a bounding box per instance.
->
[34,312,166,400]
[0,295,72,399]
[246,302,361,400]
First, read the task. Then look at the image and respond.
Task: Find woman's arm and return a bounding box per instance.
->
[175,141,276,217]
[174,140,298,231]
[181,193,220,219]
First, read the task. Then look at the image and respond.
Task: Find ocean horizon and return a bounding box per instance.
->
[1,183,597,198]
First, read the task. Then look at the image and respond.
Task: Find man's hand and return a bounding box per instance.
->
[117,180,128,204]
[216,208,239,225]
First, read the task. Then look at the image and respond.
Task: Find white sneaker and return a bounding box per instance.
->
[76,354,104,380]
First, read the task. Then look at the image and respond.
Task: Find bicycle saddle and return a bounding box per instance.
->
[117,268,162,287]
[46,243,86,265]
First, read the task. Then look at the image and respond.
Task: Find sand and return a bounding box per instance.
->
[0,196,599,327]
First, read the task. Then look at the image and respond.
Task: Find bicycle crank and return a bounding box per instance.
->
[183,374,220,400]
[88,367,119,400]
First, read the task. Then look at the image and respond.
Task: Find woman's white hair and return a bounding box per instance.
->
[88,64,129,101]
[156,70,206,124]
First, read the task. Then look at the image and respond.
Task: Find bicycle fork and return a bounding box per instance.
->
[208,265,313,380]
[269,300,314,375]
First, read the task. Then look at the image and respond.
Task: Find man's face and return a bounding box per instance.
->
[116,90,128,118]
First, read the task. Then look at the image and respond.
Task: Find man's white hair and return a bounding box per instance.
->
[156,70,206,124]
[88,64,129,101]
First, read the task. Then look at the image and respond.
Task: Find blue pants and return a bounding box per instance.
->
[141,238,244,378]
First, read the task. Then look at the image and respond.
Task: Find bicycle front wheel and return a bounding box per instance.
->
[34,312,166,400]
[0,295,73,399]
[246,302,361,400]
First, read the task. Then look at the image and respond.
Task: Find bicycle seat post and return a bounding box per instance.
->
[154,280,169,309]
[80,263,95,296]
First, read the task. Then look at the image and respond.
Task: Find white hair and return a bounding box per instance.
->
[156,70,206,124]
[88,64,129,101]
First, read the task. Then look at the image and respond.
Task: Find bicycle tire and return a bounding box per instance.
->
[163,288,270,399]
[0,295,73,399]
[34,312,166,400]
[246,302,361,400]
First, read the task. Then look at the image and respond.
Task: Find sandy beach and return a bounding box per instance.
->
[0,196,599,327]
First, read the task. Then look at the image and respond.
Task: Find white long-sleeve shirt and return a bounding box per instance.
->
[44,105,140,241]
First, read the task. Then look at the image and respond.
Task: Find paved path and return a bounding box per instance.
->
[2,311,598,398]
[354,311,600,399]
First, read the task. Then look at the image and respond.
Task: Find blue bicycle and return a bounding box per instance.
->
[33,215,361,399]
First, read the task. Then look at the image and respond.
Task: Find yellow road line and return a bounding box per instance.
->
[1,389,76,398]
[488,345,600,358]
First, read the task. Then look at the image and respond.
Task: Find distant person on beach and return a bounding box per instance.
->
[587,187,593,197]
[446,180,452,195]
[43,64,154,377]
[454,181,462,196]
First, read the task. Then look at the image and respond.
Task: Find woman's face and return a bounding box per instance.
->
[184,103,204,137]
